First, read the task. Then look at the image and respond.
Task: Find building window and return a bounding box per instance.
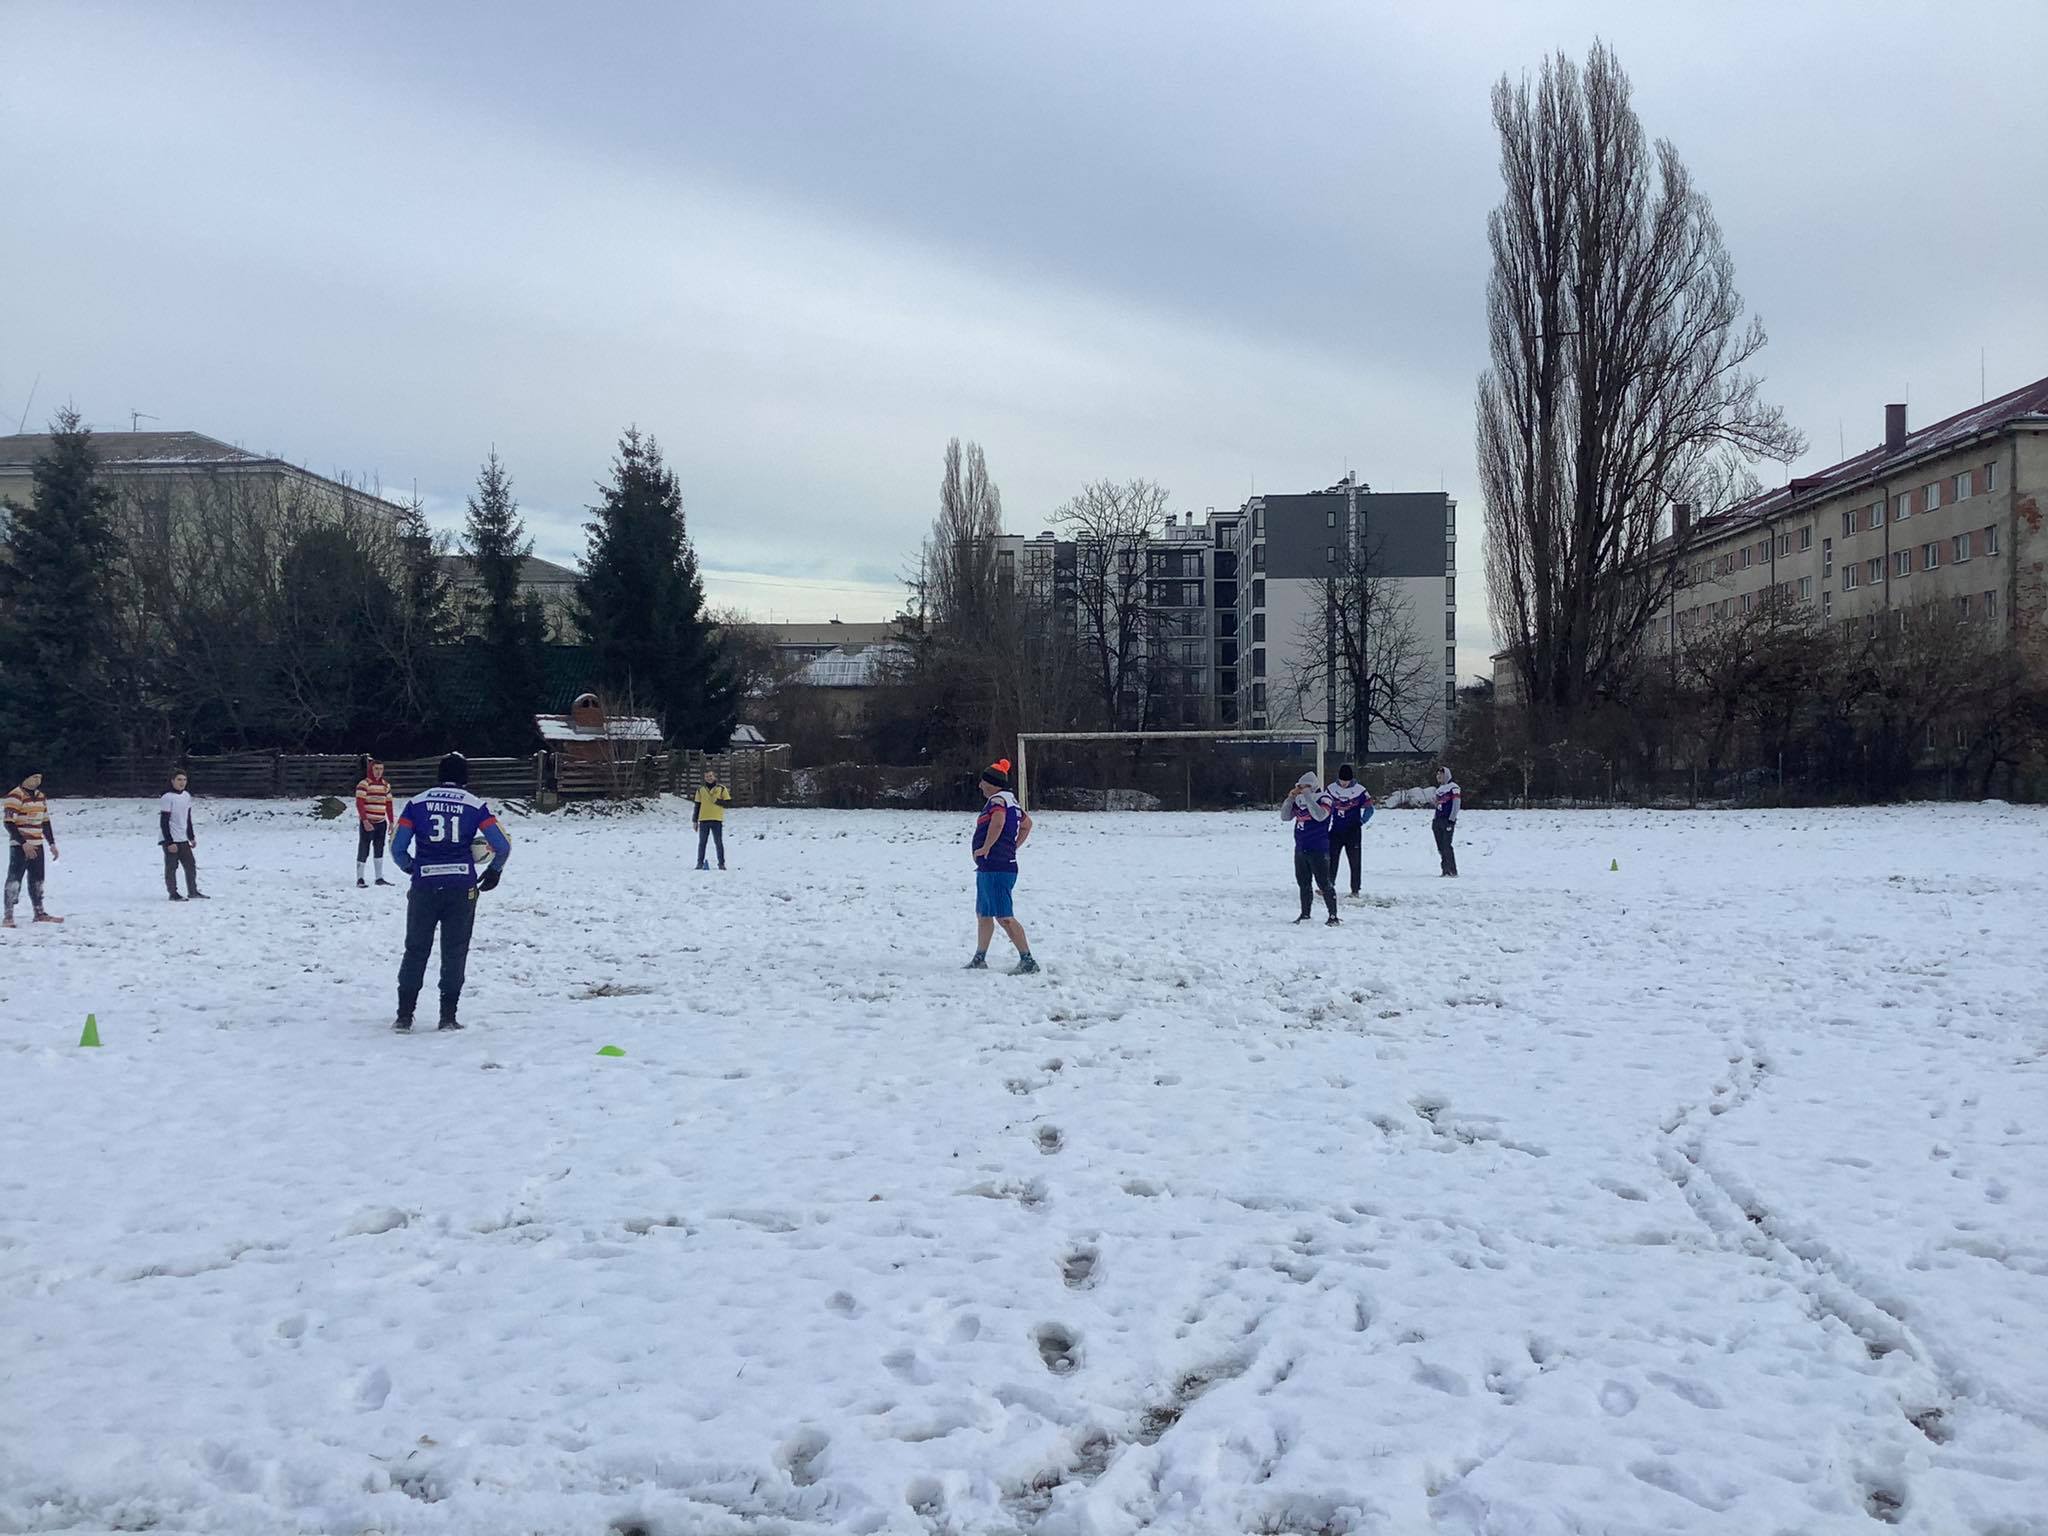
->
[1252,544,1265,572]
[1798,575,1813,601]
[1983,525,1998,556]
[1778,533,1792,558]
[1822,537,1833,576]
[1445,645,1456,674]
[1953,595,1969,620]
[1254,507,1265,535]
[1985,461,2000,492]
[1325,546,1336,563]
[1843,564,1859,591]
[1326,508,1336,527]
[1900,493,1917,523]
[1741,592,1753,614]
[1445,612,1455,640]
[1922,483,1941,514]
[1867,557,1883,584]
[1953,533,1971,563]
[1952,473,1970,503]
[1985,590,1998,619]
[1251,648,1265,678]
[1842,509,1857,538]
[1823,589,1833,622]
[1893,550,1912,578]
[1252,682,1266,711]
[1251,613,1265,642]
[1799,525,1813,551]
[1739,546,1751,569]
[1870,501,1886,530]
[1446,575,1456,604]
[1921,541,1939,571]
[1758,539,1769,563]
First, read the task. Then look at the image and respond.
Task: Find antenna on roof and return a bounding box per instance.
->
[129,411,158,432]
[1981,348,1986,405]
[15,373,39,434]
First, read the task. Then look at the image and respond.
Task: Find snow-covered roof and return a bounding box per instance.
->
[794,641,907,688]
[730,723,768,746]
[534,714,664,743]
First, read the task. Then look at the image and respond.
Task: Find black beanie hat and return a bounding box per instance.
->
[1338,763,1355,780]
[980,757,1011,789]
[438,751,469,786]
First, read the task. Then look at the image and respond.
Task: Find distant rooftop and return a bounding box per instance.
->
[0,429,266,470]
[441,554,580,586]
[744,620,896,649]
[1699,373,2048,537]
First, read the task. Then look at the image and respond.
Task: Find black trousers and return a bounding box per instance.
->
[1331,822,1363,893]
[1294,848,1337,917]
[162,842,199,896]
[696,820,725,867]
[397,884,479,1020]
[357,823,387,862]
[4,845,45,914]
[1434,818,1458,876]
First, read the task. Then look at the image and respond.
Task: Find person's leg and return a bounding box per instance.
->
[1293,850,1313,918]
[1433,820,1452,875]
[164,844,181,897]
[997,916,1030,952]
[1342,826,1362,893]
[976,915,995,951]
[179,844,200,895]
[5,845,23,921]
[1314,851,1339,916]
[25,852,45,915]
[357,825,371,885]
[1445,822,1458,877]
[372,824,388,884]
[438,889,479,1023]
[696,822,711,868]
[712,822,725,869]
[396,885,437,1020]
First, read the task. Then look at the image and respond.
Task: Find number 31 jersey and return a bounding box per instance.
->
[396,786,500,888]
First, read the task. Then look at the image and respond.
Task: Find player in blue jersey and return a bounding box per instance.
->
[1283,771,1341,925]
[966,758,1037,974]
[1432,765,1461,878]
[389,752,513,1031]
[1326,763,1375,897]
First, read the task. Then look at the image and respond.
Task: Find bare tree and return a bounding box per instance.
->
[925,438,1005,633]
[1054,477,1168,730]
[1285,534,1440,758]
[1478,42,1804,728]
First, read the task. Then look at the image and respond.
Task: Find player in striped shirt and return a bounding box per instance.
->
[355,758,396,888]
[4,772,63,926]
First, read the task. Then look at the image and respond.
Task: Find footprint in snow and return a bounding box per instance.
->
[1036,1125,1064,1155]
[1600,1380,1639,1416]
[1060,1247,1098,1289]
[1035,1324,1081,1375]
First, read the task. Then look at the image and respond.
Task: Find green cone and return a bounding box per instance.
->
[596,1045,625,1057]
[80,1014,101,1048]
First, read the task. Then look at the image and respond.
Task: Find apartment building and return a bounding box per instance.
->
[1234,476,1457,755]
[1660,376,2048,647]
[987,478,1454,755]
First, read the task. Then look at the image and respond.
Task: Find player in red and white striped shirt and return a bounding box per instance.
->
[354,759,396,888]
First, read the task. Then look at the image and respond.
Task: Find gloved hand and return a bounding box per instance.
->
[479,865,502,892]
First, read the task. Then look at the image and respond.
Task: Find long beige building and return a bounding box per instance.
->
[1660,376,2048,646]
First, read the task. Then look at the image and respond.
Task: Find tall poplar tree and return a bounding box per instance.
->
[459,451,546,750]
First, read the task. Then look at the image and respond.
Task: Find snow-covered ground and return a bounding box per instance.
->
[3,799,2045,1536]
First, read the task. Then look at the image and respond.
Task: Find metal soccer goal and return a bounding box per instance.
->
[1014,730,1325,811]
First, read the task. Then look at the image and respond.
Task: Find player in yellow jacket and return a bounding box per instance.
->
[693,768,731,870]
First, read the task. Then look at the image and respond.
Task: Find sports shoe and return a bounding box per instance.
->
[190,891,210,900]
[1293,914,1312,924]
[1010,954,1040,975]
[33,912,62,924]
[375,878,392,887]
[358,876,368,889]
[438,1017,465,1032]
[1325,915,1342,927]
[1,916,13,929]
[393,1014,414,1033]
[168,893,185,902]
[964,952,988,970]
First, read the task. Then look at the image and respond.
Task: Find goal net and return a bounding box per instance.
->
[1016,730,1325,812]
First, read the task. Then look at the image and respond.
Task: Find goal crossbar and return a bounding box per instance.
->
[1014,730,1324,810]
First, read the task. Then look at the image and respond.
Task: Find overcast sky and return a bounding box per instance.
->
[4,1,2044,678]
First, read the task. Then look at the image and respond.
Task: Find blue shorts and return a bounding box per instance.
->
[975,869,1017,919]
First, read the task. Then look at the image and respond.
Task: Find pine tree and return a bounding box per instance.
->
[574,427,737,749]
[459,451,545,750]
[0,410,130,774]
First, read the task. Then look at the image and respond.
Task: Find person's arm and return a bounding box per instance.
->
[1450,787,1461,822]
[189,805,197,846]
[977,814,1003,860]
[355,782,371,824]
[1309,794,1333,823]
[480,815,511,868]
[4,797,22,845]
[692,791,700,824]
[1015,809,1033,849]
[390,811,416,874]
[160,807,173,845]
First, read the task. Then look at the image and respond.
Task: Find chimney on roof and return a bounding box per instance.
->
[1673,502,1692,537]
[1885,402,1907,452]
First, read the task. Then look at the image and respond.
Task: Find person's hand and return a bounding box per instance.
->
[479,865,502,892]
[46,846,58,862]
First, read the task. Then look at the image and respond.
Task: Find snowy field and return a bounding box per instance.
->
[3,799,2046,1536]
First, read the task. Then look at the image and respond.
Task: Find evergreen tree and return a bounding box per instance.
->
[0,410,130,774]
[574,427,737,749]
[459,451,546,751]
